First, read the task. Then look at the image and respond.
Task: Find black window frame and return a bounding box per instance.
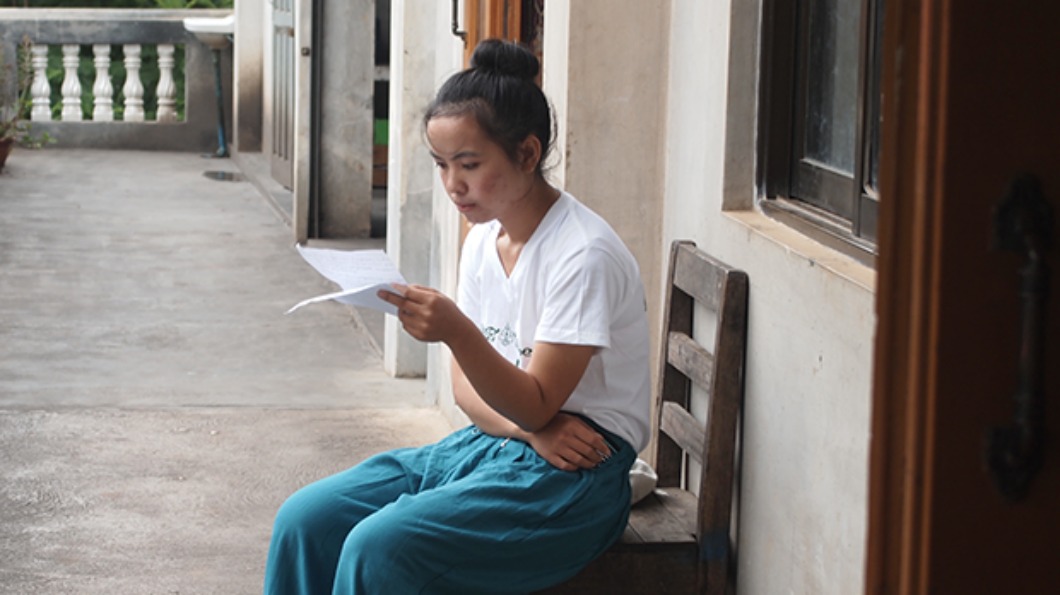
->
[759,0,882,266]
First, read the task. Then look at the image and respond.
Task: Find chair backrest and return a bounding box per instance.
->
[653,240,748,593]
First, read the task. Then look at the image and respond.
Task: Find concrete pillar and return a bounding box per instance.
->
[316,0,374,238]
[233,0,263,152]
[542,0,668,358]
[382,0,438,378]
[385,0,464,421]
[291,0,374,240]
[541,1,570,190]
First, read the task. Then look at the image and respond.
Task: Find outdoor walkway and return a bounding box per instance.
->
[0,149,452,594]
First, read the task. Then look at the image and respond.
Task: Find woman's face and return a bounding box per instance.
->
[426,114,536,225]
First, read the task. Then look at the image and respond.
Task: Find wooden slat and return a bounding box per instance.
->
[612,524,641,545]
[625,489,698,544]
[697,270,748,595]
[534,547,698,594]
[667,330,714,390]
[654,243,695,487]
[652,488,699,532]
[672,243,725,311]
[660,401,706,467]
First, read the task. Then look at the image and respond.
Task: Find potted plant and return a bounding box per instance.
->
[1,36,50,172]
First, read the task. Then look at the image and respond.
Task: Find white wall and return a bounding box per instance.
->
[315,0,375,238]
[543,0,669,369]
[664,1,875,593]
[233,0,263,152]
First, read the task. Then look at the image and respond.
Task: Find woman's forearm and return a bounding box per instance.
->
[451,359,532,439]
[458,386,532,440]
[381,283,590,431]
[446,328,553,431]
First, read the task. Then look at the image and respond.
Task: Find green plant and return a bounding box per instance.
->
[0,36,53,148]
[4,0,232,121]
[2,1,233,8]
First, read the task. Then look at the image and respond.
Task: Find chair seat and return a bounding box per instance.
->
[622,487,698,546]
[535,489,700,594]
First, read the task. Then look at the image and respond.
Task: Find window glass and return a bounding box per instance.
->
[865,0,884,196]
[804,0,862,175]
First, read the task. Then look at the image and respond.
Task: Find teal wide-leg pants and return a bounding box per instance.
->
[264,423,634,595]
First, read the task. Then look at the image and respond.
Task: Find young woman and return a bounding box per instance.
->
[264,39,651,594]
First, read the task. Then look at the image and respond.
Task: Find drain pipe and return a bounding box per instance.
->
[209,46,230,158]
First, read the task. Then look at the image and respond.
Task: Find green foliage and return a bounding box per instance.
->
[2,37,54,147]
[4,0,231,121]
[2,1,233,7]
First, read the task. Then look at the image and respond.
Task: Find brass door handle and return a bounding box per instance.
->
[987,174,1052,502]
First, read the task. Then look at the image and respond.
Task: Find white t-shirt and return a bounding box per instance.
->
[457,192,651,451]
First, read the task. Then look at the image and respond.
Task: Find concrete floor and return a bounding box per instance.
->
[0,149,452,594]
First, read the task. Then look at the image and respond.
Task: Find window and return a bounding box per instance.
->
[760,0,883,264]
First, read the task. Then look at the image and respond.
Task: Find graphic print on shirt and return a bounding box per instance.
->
[482,323,533,369]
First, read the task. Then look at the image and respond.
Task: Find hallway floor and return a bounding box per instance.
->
[0,149,451,594]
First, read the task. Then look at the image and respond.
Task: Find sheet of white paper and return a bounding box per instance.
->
[287,245,407,316]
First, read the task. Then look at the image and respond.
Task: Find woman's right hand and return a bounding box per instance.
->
[528,413,612,471]
[379,284,475,345]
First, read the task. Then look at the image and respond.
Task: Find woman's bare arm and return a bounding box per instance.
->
[382,284,593,432]
[451,356,528,439]
[450,355,612,471]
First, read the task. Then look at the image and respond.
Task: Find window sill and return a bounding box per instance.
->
[722,209,877,293]
[760,198,878,268]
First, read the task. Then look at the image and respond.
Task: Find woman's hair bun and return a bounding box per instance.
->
[470,39,539,81]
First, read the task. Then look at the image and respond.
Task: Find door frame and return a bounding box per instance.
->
[865,0,944,588]
[867,0,1060,592]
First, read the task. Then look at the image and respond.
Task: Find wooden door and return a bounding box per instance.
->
[459,0,543,66]
[868,1,1060,593]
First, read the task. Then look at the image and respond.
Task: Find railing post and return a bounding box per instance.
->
[156,43,177,122]
[122,44,144,122]
[92,44,113,122]
[0,9,234,151]
[60,44,82,121]
[30,44,51,122]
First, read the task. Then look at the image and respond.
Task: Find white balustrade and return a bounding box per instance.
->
[156,44,177,122]
[30,44,51,121]
[60,44,82,121]
[92,44,113,122]
[22,39,185,124]
[122,44,145,122]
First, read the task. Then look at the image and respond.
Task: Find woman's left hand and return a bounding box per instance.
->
[378,284,473,344]
[528,413,612,471]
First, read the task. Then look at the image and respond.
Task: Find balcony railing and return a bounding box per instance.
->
[30,42,180,124]
[0,8,230,152]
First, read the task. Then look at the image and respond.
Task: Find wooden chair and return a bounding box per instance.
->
[538,240,749,595]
